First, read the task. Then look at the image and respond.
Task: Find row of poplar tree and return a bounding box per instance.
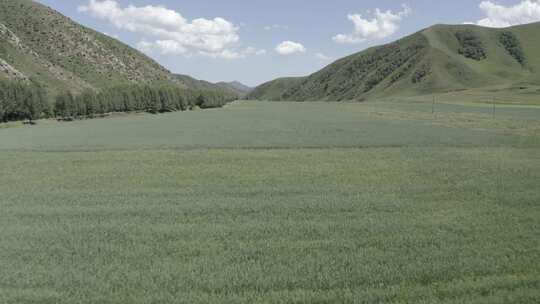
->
[0,79,49,122]
[0,79,235,123]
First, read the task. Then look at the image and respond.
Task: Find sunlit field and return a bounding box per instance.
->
[1,100,539,303]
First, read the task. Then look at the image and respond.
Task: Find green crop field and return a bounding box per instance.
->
[1,100,540,303]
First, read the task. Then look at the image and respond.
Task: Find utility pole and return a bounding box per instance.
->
[492,97,496,119]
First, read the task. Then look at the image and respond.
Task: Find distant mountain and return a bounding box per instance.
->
[216,81,252,95]
[173,74,212,90]
[249,22,540,101]
[173,75,251,97]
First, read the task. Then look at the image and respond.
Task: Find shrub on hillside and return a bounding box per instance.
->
[499,31,525,66]
[412,63,432,83]
[455,31,487,61]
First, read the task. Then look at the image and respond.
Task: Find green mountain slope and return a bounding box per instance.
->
[0,0,228,98]
[249,77,306,100]
[249,22,540,102]
[0,0,178,96]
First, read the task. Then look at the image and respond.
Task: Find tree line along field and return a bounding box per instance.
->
[0,78,235,123]
[0,100,539,303]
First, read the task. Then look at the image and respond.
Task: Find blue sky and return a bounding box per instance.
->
[36,0,540,86]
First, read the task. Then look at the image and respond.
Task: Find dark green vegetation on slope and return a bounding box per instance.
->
[455,30,487,61]
[249,23,540,102]
[248,77,306,101]
[1,101,539,303]
[0,0,237,122]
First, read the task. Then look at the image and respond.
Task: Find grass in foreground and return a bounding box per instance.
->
[0,101,539,303]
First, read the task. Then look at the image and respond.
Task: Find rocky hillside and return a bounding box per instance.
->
[0,0,179,96]
[249,22,540,101]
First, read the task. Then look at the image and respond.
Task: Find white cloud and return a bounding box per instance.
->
[315,53,333,61]
[275,41,306,55]
[333,4,411,44]
[243,47,267,56]
[264,24,289,31]
[148,40,187,55]
[78,0,262,59]
[476,0,540,28]
[197,47,266,59]
[136,40,153,53]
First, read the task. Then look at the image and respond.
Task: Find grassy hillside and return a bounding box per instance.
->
[248,77,306,100]
[249,22,540,102]
[0,0,239,122]
[0,0,246,99]
[0,0,178,96]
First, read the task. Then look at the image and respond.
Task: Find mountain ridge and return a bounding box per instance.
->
[0,0,236,98]
[0,0,174,95]
[216,81,252,95]
[174,74,251,97]
[249,22,540,102]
